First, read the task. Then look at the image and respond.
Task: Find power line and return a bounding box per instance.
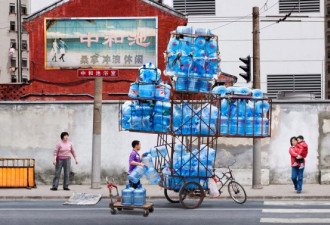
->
[218,37,323,41]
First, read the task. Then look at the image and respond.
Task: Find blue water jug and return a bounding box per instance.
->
[188,78,200,92]
[180,38,192,55]
[174,143,186,154]
[221,99,229,114]
[145,167,161,185]
[128,166,146,184]
[252,89,264,99]
[193,48,206,58]
[246,117,255,136]
[176,26,194,34]
[162,167,171,188]
[212,85,227,97]
[176,77,188,91]
[153,114,170,132]
[195,37,206,49]
[128,83,139,99]
[254,117,269,136]
[121,184,134,205]
[229,116,238,135]
[153,121,170,133]
[255,100,270,114]
[205,59,218,78]
[229,102,238,117]
[154,101,171,115]
[133,184,146,206]
[237,116,246,136]
[167,38,180,54]
[200,123,216,135]
[166,55,178,75]
[177,56,192,77]
[155,83,171,101]
[202,104,219,119]
[195,28,211,35]
[200,80,212,93]
[206,40,217,56]
[262,117,269,136]
[227,86,237,94]
[246,100,256,117]
[138,84,155,100]
[219,114,229,135]
[150,145,168,157]
[237,87,251,95]
[237,99,247,117]
[141,154,154,168]
[198,165,213,177]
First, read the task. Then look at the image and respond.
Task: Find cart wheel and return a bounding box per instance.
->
[228,181,247,204]
[143,209,149,217]
[164,189,180,203]
[110,208,117,215]
[179,181,204,209]
[149,206,154,213]
[117,207,123,211]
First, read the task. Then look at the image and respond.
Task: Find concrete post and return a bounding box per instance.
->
[16,0,22,83]
[91,77,102,189]
[252,6,262,189]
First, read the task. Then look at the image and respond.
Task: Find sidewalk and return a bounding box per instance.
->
[1,184,330,200]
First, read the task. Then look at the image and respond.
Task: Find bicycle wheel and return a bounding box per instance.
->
[228,181,247,204]
[179,181,204,209]
[164,189,180,203]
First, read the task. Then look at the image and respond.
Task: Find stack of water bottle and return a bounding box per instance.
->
[121,100,171,133]
[213,86,270,136]
[171,86,270,136]
[161,144,213,189]
[121,184,146,206]
[164,26,220,93]
[128,146,166,185]
[129,62,171,101]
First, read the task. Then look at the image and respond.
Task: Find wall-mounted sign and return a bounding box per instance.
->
[77,69,119,78]
[45,17,158,70]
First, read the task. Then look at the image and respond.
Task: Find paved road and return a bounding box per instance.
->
[1,200,330,225]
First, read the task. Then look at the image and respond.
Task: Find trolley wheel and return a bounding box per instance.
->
[164,189,180,203]
[149,206,154,213]
[110,208,117,215]
[117,207,123,211]
[228,181,247,204]
[143,209,149,217]
[179,181,204,209]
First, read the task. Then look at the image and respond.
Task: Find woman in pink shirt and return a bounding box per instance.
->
[51,132,78,191]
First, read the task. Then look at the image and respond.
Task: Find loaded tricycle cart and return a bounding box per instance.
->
[118,26,272,209]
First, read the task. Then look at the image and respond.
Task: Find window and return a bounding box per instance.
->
[11,76,17,83]
[9,4,15,14]
[328,20,330,28]
[21,5,27,15]
[10,39,16,49]
[21,25,27,33]
[173,0,216,15]
[279,0,320,13]
[267,74,321,99]
[22,40,27,50]
[328,7,330,15]
[22,58,28,68]
[328,49,330,59]
[11,58,16,67]
[10,21,15,31]
[328,65,330,73]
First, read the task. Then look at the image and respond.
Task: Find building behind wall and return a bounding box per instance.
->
[325,0,330,99]
[172,0,325,99]
[0,0,30,84]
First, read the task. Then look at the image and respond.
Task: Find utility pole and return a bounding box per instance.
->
[252,6,262,189]
[16,0,22,83]
[91,77,103,188]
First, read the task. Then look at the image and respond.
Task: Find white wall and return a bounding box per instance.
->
[176,0,325,97]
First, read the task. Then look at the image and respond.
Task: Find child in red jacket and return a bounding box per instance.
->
[293,135,308,169]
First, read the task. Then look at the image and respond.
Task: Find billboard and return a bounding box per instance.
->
[45,17,157,69]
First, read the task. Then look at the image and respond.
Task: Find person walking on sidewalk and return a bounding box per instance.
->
[128,140,145,189]
[289,136,307,194]
[51,132,78,191]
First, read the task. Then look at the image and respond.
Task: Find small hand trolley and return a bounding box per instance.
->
[106,178,154,217]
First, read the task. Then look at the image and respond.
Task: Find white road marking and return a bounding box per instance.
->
[262,208,330,213]
[260,218,330,223]
[264,201,330,206]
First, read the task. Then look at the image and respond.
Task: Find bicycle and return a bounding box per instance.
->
[215,162,247,204]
